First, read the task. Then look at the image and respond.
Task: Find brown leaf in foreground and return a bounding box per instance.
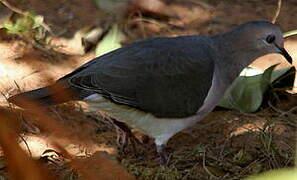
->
[8,89,134,179]
[71,151,135,180]
[0,110,56,180]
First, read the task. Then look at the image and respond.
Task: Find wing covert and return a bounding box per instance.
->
[66,36,216,118]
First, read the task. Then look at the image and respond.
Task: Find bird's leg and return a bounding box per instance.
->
[109,118,141,154]
[156,144,170,166]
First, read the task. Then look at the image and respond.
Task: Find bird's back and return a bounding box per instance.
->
[63,35,217,118]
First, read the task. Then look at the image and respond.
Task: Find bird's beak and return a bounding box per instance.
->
[274,43,293,64]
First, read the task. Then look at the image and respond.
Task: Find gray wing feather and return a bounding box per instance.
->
[61,36,216,118]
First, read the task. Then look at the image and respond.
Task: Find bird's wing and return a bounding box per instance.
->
[61,36,216,118]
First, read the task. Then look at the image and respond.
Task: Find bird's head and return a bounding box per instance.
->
[230,21,292,64]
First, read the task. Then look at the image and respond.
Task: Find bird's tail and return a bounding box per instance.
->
[8,82,80,108]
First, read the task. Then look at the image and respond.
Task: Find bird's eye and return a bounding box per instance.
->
[266,34,275,44]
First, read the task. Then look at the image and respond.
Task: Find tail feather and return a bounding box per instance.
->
[8,83,83,109]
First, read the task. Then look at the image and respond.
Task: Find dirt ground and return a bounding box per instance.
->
[0,0,296,179]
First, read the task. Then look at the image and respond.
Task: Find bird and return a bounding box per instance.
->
[8,21,292,165]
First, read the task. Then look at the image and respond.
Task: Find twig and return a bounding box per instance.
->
[135,11,147,38]
[280,106,297,117]
[267,101,283,114]
[202,151,217,178]
[238,159,265,177]
[271,0,282,24]
[13,80,21,93]
[18,134,32,157]
[0,0,54,36]
[0,0,25,16]
[0,91,9,103]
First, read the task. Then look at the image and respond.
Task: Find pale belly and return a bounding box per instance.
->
[84,94,199,145]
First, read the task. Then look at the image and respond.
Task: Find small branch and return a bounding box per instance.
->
[0,0,55,36]
[0,0,25,16]
[271,0,282,24]
[202,151,217,178]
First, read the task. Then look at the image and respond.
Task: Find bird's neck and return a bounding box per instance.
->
[211,32,266,84]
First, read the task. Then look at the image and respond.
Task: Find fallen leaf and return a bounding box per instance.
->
[218,65,292,112]
[50,27,103,55]
[95,24,125,57]
[0,111,56,180]
[71,151,135,180]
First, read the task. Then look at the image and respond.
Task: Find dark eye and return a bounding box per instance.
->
[266,34,275,44]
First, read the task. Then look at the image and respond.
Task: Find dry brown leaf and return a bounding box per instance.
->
[71,151,135,180]
[0,110,57,180]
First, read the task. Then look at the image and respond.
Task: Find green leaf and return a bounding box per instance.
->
[271,67,291,82]
[32,15,44,29]
[3,14,34,35]
[245,168,297,180]
[3,21,14,31]
[218,65,291,112]
[95,24,125,57]
[1,12,44,38]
